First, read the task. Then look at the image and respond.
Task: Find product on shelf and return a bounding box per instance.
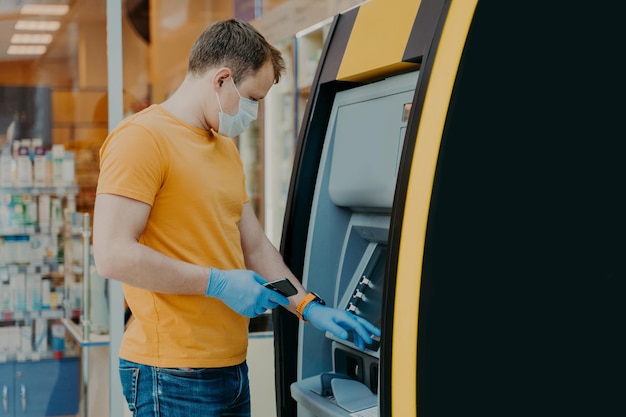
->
[0,157,79,362]
[0,140,76,188]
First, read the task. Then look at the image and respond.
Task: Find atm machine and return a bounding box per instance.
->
[288,70,419,416]
[272,1,625,417]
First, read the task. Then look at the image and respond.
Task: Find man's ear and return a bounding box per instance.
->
[213,67,232,89]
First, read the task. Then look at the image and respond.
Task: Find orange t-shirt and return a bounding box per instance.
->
[97,105,250,368]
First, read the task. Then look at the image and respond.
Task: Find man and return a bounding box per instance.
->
[93,18,380,416]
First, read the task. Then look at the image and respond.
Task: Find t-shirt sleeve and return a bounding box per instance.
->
[97,123,167,206]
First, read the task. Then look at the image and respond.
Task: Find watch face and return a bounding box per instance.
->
[312,292,326,305]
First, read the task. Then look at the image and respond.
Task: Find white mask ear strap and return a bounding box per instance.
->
[231,77,243,99]
[215,91,224,112]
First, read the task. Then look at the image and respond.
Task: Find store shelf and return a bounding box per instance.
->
[1,309,64,322]
[62,318,110,347]
[0,184,79,196]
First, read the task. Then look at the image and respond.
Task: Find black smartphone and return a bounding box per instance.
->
[263,278,298,297]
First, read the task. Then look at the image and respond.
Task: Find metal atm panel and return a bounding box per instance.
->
[291,71,419,417]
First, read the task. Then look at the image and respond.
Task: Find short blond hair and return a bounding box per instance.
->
[188,18,285,84]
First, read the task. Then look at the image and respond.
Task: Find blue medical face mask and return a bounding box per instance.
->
[216,78,258,137]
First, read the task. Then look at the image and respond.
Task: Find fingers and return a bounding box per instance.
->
[254,273,290,307]
[251,302,274,317]
[336,312,377,348]
[266,289,290,307]
[264,300,282,311]
[325,322,349,340]
[352,333,365,351]
[252,273,268,285]
[305,304,381,351]
[354,315,381,337]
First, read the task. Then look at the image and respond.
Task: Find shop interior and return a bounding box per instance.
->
[0,1,364,416]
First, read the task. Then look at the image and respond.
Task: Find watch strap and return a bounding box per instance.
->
[296,292,324,321]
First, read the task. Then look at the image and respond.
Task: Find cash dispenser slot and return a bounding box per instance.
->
[293,344,378,415]
[290,373,377,417]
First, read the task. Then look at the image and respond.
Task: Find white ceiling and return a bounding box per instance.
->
[0,0,107,62]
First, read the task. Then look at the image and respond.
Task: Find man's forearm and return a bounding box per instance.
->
[95,241,210,295]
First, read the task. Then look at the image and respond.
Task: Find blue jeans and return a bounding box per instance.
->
[119,358,250,417]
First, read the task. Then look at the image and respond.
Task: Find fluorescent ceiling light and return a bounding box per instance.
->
[11,34,54,44]
[7,45,47,55]
[20,4,70,16]
[15,20,61,31]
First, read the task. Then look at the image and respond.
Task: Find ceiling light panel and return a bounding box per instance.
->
[7,45,47,55]
[11,33,54,44]
[20,4,70,16]
[15,20,62,31]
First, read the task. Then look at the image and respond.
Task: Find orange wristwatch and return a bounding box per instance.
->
[296,292,325,321]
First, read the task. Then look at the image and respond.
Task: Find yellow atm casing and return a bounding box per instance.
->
[336,0,422,82]
[275,1,625,416]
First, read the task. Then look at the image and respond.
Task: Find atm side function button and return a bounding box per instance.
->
[348,274,374,313]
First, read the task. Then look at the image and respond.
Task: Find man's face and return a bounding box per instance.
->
[224,60,275,114]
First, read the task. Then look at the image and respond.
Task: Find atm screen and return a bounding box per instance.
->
[343,245,386,352]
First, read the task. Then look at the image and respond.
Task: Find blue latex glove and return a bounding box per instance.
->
[303,302,381,351]
[206,268,290,318]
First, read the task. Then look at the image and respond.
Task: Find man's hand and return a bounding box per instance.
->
[304,303,381,351]
[206,268,290,317]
